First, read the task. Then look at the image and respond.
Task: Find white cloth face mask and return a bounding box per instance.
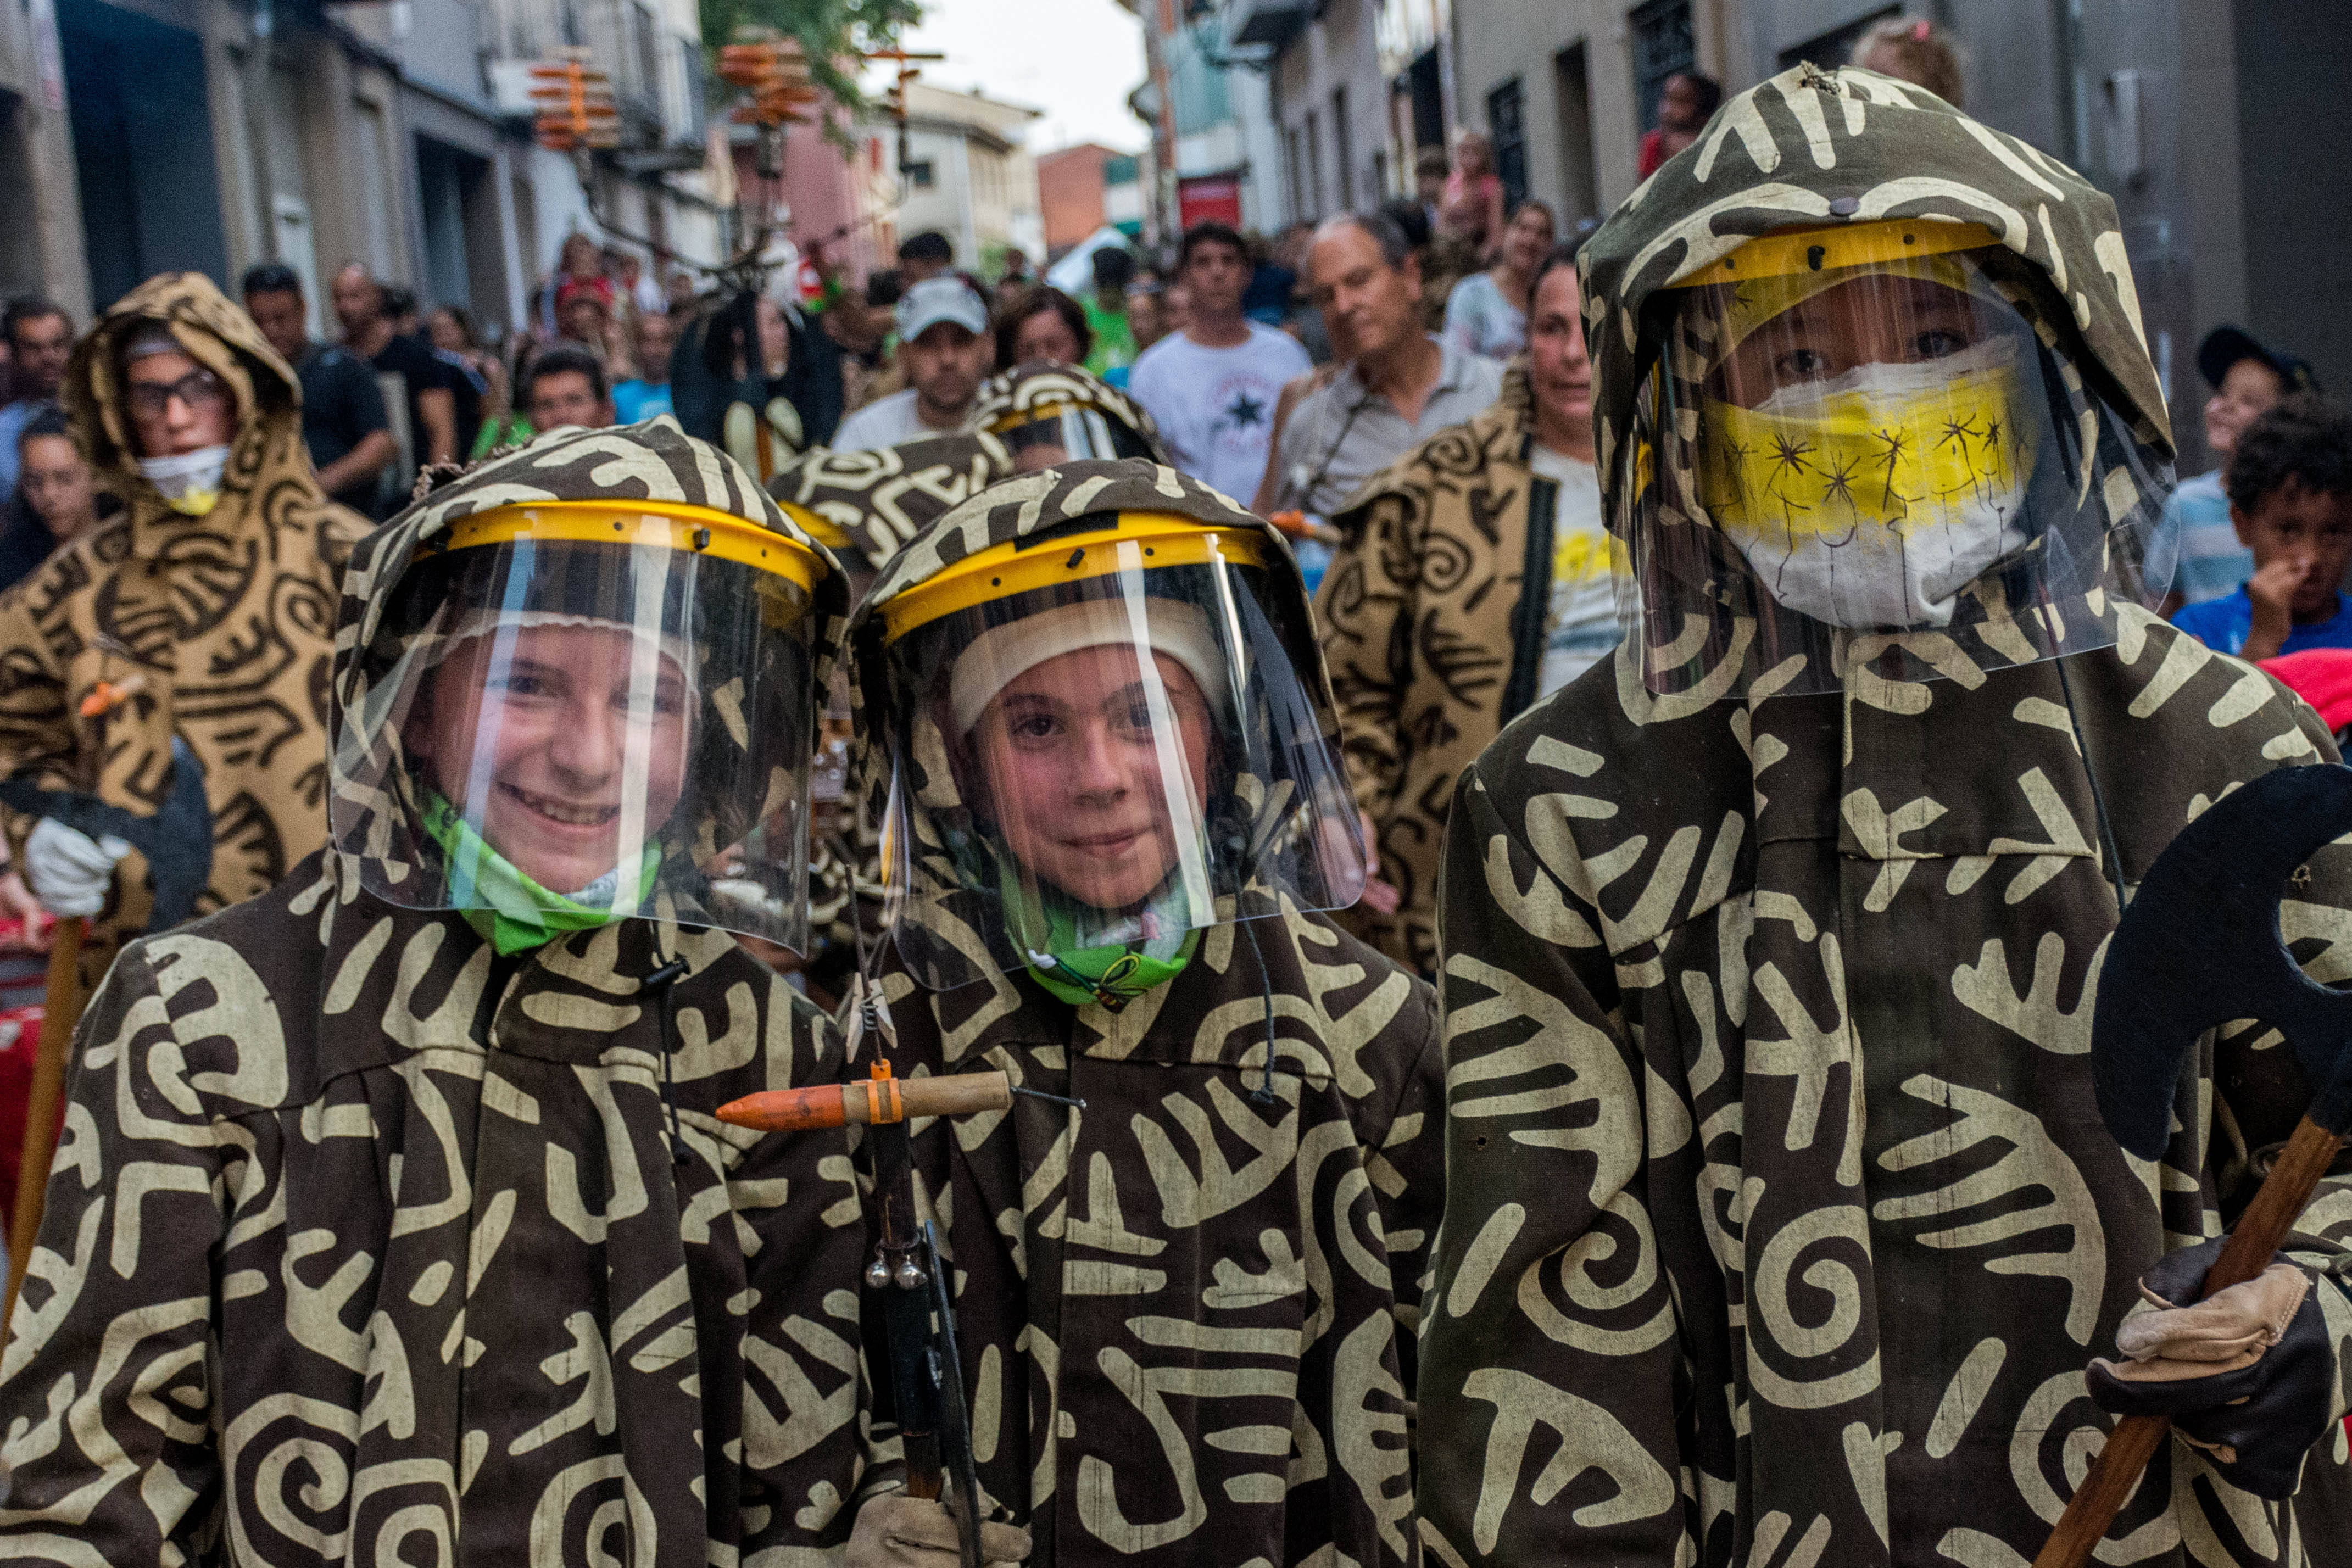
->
[137,444,230,516]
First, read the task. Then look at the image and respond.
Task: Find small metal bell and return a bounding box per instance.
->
[894,1256,926,1290]
[865,1257,893,1290]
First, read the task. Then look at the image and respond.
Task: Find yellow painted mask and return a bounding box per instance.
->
[1697,337,2036,627]
[1678,235,2041,629]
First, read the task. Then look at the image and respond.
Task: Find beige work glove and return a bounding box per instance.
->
[2086,1237,2335,1498]
[846,1493,1031,1568]
[2108,1262,2311,1380]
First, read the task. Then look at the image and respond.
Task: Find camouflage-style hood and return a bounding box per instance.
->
[329,416,850,890]
[768,428,1013,573]
[966,360,1172,464]
[1580,63,2172,524]
[65,271,329,548]
[844,457,1333,811]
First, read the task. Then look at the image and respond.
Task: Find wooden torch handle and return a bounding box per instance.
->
[4,918,83,1327]
[717,1069,1015,1132]
[2032,1113,2346,1568]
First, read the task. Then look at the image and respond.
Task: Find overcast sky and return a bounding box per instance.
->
[871,0,1151,155]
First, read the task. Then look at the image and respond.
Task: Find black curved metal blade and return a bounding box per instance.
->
[2093,762,2352,1160]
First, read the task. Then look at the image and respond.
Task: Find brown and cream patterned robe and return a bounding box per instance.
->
[1421,64,2352,1568]
[1421,617,2352,1567]
[0,272,371,981]
[1319,366,1556,976]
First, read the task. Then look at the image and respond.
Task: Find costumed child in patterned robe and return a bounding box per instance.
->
[0,419,872,1566]
[837,459,1442,1568]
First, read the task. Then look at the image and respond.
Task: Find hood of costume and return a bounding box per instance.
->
[770,426,1014,575]
[1419,65,2352,1568]
[966,359,1172,465]
[0,272,370,979]
[1582,64,2173,699]
[843,455,1445,1567]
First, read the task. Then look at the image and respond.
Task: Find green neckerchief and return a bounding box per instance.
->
[994,844,1200,1011]
[420,790,661,955]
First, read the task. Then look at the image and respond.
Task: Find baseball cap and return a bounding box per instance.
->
[2198,324,2319,395]
[896,276,989,342]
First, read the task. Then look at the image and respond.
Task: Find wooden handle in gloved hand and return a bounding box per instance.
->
[718,1064,1013,1132]
[4,917,83,1326]
[2032,1114,2347,1567]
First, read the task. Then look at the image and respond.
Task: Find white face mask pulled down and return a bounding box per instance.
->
[138,445,231,517]
[1701,341,2035,630]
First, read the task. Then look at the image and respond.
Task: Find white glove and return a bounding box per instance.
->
[24,819,130,918]
[846,1494,1030,1568]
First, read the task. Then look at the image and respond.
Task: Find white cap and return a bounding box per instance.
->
[896,276,990,343]
[949,598,1228,736]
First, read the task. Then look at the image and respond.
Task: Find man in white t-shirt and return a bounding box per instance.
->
[831,276,993,451]
[1127,222,1311,503]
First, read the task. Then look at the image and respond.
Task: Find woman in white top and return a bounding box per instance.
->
[1441,200,1556,361]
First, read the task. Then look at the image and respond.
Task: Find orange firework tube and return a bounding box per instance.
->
[717,1059,1015,1132]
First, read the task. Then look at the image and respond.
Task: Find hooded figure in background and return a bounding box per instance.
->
[1419,66,2352,1566]
[672,287,847,479]
[775,360,1172,590]
[843,459,1441,1567]
[0,417,871,1565]
[0,272,371,982]
[965,360,1171,476]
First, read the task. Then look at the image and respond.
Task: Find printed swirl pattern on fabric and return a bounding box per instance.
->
[0,272,372,981]
[0,416,871,1566]
[1421,63,2352,1568]
[841,459,1445,1567]
[1319,364,1547,974]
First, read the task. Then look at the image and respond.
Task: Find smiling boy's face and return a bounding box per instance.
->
[411,623,692,893]
[966,644,1213,911]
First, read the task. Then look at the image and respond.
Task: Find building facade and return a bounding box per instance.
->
[9,0,717,334]
[1039,141,1114,252]
[864,80,1045,275]
[1451,0,1745,230]
[0,0,91,318]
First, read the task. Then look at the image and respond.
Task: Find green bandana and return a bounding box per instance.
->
[994,845,1200,1010]
[420,791,662,955]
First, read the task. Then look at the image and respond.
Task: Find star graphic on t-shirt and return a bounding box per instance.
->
[1224,388,1267,429]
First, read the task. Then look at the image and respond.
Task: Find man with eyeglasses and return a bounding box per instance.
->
[0,272,370,986]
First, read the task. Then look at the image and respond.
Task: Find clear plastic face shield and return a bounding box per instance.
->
[1621,221,2171,697]
[874,514,1368,994]
[331,503,827,951]
[988,400,1158,473]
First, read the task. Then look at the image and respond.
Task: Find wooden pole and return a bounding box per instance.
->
[4,919,82,1329]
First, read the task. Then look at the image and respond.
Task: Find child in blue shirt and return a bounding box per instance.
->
[2170,395,2352,660]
